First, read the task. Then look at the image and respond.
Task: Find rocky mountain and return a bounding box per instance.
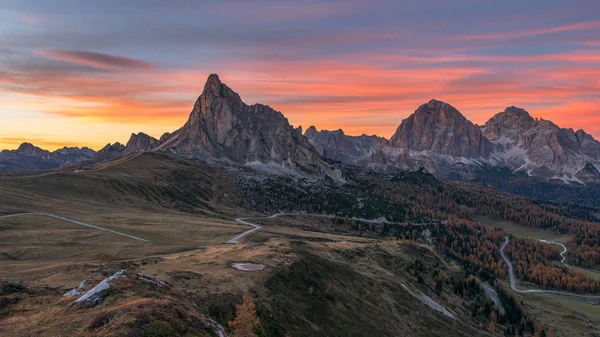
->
[94,142,125,162]
[304,126,387,163]
[0,143,95,171]
[163,74,321,171]
[124,132,158,154]
[386,99,491,158]
[4,73,600,188]
[483,107,600,183]
[360,99,493,177]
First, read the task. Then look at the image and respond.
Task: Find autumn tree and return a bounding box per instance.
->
[229,293,261,337]
[487,322,496,333]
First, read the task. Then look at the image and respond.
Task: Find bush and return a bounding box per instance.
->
[141,320,177,337]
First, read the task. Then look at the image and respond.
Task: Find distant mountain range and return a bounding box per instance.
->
[3,74,600,187]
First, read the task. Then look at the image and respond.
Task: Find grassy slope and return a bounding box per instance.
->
[0,153,250,280]
[474,216,574,243]
[254,242,489,337]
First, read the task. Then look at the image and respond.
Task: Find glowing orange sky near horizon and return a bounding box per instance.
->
[2,57,599,151]
[1,1,600,151]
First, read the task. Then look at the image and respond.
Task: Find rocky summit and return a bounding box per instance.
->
[162,74,321,171]
[387,99,491,159]
[483,106,600,183]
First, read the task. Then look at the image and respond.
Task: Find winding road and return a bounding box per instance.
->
[499,236,600,299]
[0,212,148,241]
[228,212,444,244]
[539,239,570,269]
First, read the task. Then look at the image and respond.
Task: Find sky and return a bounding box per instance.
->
[1,0,599,150]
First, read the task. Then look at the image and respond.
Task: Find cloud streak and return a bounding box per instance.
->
[36,50,155,70]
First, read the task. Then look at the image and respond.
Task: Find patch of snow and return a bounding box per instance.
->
[550,174,584,185]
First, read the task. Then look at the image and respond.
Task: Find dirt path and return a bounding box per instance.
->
[0,212,148,241]
[540,239,570,269]
[228,212,444,244]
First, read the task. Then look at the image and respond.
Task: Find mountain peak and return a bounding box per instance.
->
[414,99,467,122]
[17,142,36,152]
[427,98,446,106]
[168,74,319,167]
[504,106,531,117]
[389,100,490,158]
[304,125,319,138]
[202,74,223,96]
[125,132,158,154]
[485,106,535,129]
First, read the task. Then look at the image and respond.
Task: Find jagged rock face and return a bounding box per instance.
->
[0,143,95,170]
[166,74,319,168]
[124,132,158,154]
[304,126,387,162]
[94,142,125,162]
[388,99,491,158]
[483,107,600,182]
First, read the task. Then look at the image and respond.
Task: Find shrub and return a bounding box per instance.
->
[141,320,177,337]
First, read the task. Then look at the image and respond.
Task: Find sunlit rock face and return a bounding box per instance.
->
[164,74,320,170]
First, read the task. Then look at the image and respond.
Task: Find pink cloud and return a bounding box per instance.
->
[36,50,155,70]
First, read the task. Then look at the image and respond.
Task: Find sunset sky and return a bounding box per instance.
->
[1,0,599,150]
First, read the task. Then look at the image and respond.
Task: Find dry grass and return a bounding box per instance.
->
[0,153,256,281]
[0,212,251,281]
[0,275,217,337]
[474,216,574,243]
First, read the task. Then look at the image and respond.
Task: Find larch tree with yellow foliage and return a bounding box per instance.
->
[228,293,261,337]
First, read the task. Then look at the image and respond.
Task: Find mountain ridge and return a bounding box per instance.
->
[3,74,600,186]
